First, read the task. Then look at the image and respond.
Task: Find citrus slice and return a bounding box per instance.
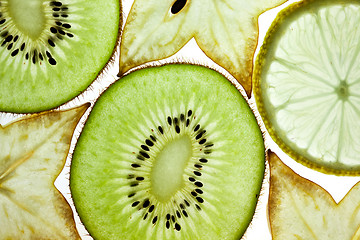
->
[254,0,360,175]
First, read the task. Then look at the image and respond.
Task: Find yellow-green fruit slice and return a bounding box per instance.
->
[70,64,265,239]
[120,0,288,96]
[0,103,89,239]
[0,0,120,113]
[254,0,360,175]
[268,151,360,239]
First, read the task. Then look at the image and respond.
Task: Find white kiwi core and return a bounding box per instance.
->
[150,135,192,202]
[7,0,46,40]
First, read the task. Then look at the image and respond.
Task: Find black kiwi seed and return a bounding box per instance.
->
[55,21,62,26]
[7,43,13,50]
[61,14,68,18]
[130,182,139,187]
[196,130,206,140]
[20,43,25,51]
[195,189,203,194]
[48,39,55,47]
[175,125,180,134]
[143,199,150,208]
[39,53,44,61]
[139,151,150,159]
[143,213,148,220]
[166,221,170,229]
[53,7,61,11]
[50,27,57,34]
[136,177,144,181]
[158,126,163,134]
[11,49,19,57]
[193,171,201,176]
[195,181,203,187]
[195,204,202,211]
[131,163,141,168]
[194,124,200,132]
[48,57,57,66]
[150,135,156,142]
[186,119,190,127]
[53,13,60,17]
[145,139,154,146]
[194,164,202,169]
[171,215,175,222]
[199,139,207,145]
[62,23,71,29]
[128,193,135,198]
[152,216,158,224]
[175,223,181,231]
[182,210,188,217]
[0,19,5,25]
[176,210,181,218]
[196,197,204,203]
[141,145,150,151]
[25,53,29,60]
[167,116,172,125]
[179,204,185,209]
[188,110,192,117]
[188,177,195,182]
[13,35,18,42]
[205,143,214,148]
[166,213,170,220]
[199,158,208,163]
[58,29,65,35]
[180,114,185,122]
[5,35,13,42]
[184,199,190,207]
[149,205,155,213]
[191,191,197,197]
[174,117,179,125]
[132,201,140,207]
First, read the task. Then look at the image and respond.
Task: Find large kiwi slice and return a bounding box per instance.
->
[0,0,120,113]
[70,64,265,239]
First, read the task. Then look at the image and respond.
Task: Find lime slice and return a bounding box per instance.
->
[254,0,360,175]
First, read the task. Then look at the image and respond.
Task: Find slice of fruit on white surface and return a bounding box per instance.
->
[268,152,360,240]
[120,0,288,96]
[0,104,89,239]
[70,64,265,240]
[254,0,360,175]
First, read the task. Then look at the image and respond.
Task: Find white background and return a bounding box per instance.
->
[2,0,359,239]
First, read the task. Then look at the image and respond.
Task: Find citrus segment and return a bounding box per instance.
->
[254,0,360,175]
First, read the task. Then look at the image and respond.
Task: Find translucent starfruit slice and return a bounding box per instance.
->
[120,0,288,96]
[0,104,89,239]
[268,152,360,240]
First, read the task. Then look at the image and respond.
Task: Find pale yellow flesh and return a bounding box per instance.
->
[0,104,89,239]
[120,0,288,96]
[268,152,360,240]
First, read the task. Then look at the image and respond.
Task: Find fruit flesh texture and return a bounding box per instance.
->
[254,0,360,175]
[70,64,265,239]
[0,0,120,113]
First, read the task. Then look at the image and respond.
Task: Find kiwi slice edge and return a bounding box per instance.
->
[70,63,265,239]
[0,0,121,113]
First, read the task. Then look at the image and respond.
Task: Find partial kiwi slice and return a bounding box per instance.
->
[0,0,120,113]
[70,64,265,239]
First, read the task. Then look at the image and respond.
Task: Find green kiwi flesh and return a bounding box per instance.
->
[70,64,265,239]
[0,0,120,113]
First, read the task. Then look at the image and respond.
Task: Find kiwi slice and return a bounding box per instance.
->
[0,0,120,113]
[70,64,265,239]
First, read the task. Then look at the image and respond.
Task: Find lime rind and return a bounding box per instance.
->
[254,0,360,175]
